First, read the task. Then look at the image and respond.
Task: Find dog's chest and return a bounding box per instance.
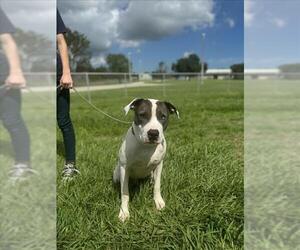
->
[127,144,165,178]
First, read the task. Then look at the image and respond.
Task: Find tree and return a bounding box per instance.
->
[12,29,54,72]
[279,63,300,79]
[64,29,92,72]
[106,54,129,73]
[93,66,107,72]
[171,54,207,73]
[230,63,244,79]
[279,63,300,72]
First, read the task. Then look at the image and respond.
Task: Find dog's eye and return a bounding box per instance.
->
[139,112,146,117]
[161,114,166,120]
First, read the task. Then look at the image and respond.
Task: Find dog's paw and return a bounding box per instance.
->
[154,196,165,210]
[118,208,130,222]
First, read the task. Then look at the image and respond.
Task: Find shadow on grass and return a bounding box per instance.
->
[113,177,151,201]
[56,140,65,159]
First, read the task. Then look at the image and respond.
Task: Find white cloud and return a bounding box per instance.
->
[90,55,107,67]
[271,18,286,28]
[58,0,215,52]
[118,1,214,42]
[183,51,193,58]
[245,0,255,27]
[1,1,56,40]
[118,39,140,48]
[225,18,235,28]
[58,1,121,51]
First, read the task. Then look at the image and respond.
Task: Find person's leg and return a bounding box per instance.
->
[57,88,76,164]
[0,88,30,164]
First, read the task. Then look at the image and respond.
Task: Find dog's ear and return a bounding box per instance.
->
[164,102,180,118]
[124,98,144,115]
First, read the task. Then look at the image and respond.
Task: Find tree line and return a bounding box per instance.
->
[65,29,244,74]
[7,28,245,74]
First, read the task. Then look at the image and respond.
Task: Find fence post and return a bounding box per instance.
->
[162,73,166,97]
[124,73,128,97]
[47,72,53,101]
[85,72,92,103]
[197,73,201,92]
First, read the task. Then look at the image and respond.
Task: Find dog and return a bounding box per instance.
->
[113,98,179,222]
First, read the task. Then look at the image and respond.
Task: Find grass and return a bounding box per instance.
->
[244,80,300,249]
[57,79,244,249]
[0,91,56,249]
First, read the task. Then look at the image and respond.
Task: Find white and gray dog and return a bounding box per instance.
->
[113,98,179,222]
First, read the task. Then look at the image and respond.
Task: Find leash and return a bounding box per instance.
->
[71,87,132,125]
[25,85,55,105]
[1,84,131,125]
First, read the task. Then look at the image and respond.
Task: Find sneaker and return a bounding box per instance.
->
[62,163,80,181]
[9,163,37,182]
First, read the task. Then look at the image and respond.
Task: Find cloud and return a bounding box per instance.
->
[245,0,255,27]
[118,39,140,48]
[118,1,214,42]
[58,1,122,52]
[1,1,55,40]
[90,55,107,67]
[225,18,235,28]
[58,0,215,53]
[271,18,286,28]
[245,1,288,29]
[183,51,194,58]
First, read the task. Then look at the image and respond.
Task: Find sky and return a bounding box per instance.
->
[1,0,299,72]
[245,0,300,68]
[1,1,55,41]
[57,0,244,72]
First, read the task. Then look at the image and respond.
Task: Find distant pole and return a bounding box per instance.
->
[201,32,206,85]
[85,72,92,103]
[127,52,131,83]
[124,73,128,97]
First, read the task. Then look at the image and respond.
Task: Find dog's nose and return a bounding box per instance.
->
[147,129,159,141]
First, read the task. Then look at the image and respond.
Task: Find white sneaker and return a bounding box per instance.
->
[9,163,37,183]
[62,163,80,181]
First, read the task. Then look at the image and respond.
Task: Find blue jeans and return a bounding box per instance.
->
[0,88,30,163]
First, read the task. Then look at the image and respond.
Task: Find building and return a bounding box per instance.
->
[206,69,232,79]
[244,69,280,79]
[139,73,152,81]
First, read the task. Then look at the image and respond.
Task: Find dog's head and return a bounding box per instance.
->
[124,98,179,145]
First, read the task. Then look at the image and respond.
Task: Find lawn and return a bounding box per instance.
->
[0,90,56,250]
[57,79,244,249]
[245,80,300,249]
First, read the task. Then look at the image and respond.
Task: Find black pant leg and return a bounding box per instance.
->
[0,89,30,163]
[57,87,76,163]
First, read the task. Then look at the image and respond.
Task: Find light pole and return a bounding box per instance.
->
[200,32,206,85]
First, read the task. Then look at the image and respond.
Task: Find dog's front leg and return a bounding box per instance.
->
[153,161,165,210]
[118,166,130,222]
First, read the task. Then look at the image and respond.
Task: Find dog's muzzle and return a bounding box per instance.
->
[147,129,159,143]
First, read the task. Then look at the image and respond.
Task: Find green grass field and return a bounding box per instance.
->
[57,79,244,249]
[245,80,300,249]
[0,91,56,249]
